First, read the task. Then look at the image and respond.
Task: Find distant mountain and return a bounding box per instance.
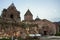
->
[50,18,60,22]
[54,21,60,26]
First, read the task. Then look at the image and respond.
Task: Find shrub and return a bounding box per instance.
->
[55,32,60,36]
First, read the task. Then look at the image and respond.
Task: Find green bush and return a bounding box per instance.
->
[18,37,24,40]
[0,37,11,40]
[0,38,10,40]
[55,32,60,36]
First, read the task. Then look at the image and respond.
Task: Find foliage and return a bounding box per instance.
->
[21,23,28,29]
[0,37,11,40]
[25,37,39,40]
[18,37,24,40]
[0,37,24,40]
[21,22,38,29]
[55,32,60,36]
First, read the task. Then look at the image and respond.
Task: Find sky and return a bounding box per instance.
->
[0,0,60,22]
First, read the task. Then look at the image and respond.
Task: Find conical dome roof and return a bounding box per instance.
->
[24,9,33,16]
[35,16,41,21]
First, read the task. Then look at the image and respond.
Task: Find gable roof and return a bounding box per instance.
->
[24,9,33,16]
[7,3,17,10]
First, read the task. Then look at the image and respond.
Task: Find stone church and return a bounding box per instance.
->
[1,3,21,22]
[0,3,56,38]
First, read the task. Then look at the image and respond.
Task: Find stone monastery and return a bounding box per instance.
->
[0,3,56,38]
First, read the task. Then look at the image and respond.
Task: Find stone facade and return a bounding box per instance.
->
[1,3,21,22]
[24,9,33,21]
[35,19,56,35]
[24,10,56,35]
[0,3,56,38]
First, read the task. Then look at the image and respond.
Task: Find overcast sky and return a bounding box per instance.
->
[0,0,60,22]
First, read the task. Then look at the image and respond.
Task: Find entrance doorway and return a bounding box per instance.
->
[10,14,13,19]
[44,31,47,35]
